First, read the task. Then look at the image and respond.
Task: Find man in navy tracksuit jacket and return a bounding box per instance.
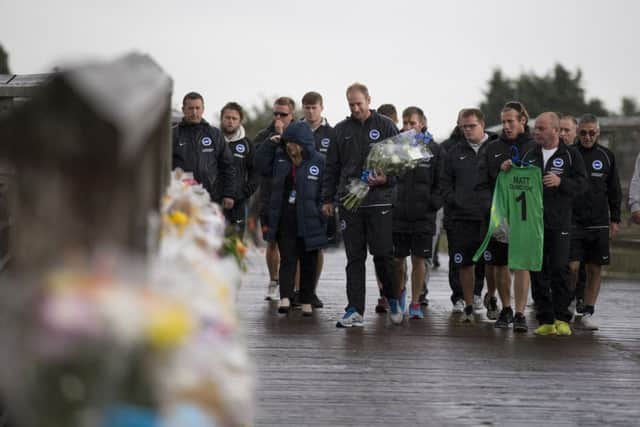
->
[321,83,400,327]
[521,112,587,336]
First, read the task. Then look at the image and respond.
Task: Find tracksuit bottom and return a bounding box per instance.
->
[530,228,572,324]
[340,206,396,316]
[277,204,318,303]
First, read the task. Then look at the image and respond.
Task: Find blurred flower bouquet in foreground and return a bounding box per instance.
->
[340,130,433,210]
[0,169,253,427]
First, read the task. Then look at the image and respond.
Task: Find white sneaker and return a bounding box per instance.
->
[579,313,599,330]
[265,280,279,301]
[459,312,475,323]
[473,295,483,312]
[388,298,403,325]
[336,308,364,328]
[452,299,465,313]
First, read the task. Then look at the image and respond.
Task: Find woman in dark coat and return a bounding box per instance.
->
[255,121,327,315]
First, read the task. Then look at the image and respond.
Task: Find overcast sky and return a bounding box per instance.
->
[2,0,639,138]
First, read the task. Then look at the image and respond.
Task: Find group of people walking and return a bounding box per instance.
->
[172,83,640,335]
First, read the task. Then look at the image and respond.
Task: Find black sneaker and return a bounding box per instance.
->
[513,313,528,333]
[494,307,514,328]
[484,294,499,320]
[311,293,324,309]
[575,298,585,314]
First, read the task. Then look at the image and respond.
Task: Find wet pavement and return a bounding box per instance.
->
[239,247,640,426]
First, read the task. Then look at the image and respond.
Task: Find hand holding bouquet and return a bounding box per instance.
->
[341,130,434,210]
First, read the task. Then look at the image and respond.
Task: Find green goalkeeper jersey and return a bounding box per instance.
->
[473,166,544,271]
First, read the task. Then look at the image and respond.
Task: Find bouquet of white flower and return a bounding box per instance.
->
[341,130,434,210]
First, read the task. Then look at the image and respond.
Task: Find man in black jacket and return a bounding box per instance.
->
[220,102,258,238]
[478,101,535,331]
[441,108,492,323]
[322,83,399,327]
[569,114,621,331]
[254,97,296,301]
[172,92,235,208]
[521,112,588,336]
[393,107,441,320]
[440,115,466,313]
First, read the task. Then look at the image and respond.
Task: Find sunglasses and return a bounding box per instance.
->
[461,123,479,130]
[273,111,289,117]
[579,130,597,137]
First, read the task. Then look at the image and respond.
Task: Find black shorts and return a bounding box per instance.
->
[393,232,433,259]
[449,220,486,267]
[483,239,508,266]
[569,228,610,265]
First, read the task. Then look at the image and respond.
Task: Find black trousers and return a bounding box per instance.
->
[224,199,247,238]
[277,206,318,303]
[531,228,572,324]
[340,206,395,315]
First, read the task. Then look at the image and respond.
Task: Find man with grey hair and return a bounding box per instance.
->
[568,114,621,330]
[631,152,640,224]
[521,112,587,336]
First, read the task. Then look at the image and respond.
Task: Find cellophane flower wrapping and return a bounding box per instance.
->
[340,130,433,210]
[0,169,253,427]
[341,130,433,210]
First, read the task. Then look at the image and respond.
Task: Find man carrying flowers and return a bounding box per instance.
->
[321,83,400,328]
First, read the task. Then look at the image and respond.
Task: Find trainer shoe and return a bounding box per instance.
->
[484,294,499,320]
[265,280,279,301]
[578,313,599,331]
[311,294,324,309]
[554,320,572,336]
[452,299,465,313]
[376,297,389,313]
[494,307,514,329]
[575,298,585,315]
[534,323,557,336]
[459,312,474,323]
[388,298,403,325]
[513,313,528,333]
[336,308,364,328]
[409,302,424,319]
[375,297,389,313]
[473,294,483,312]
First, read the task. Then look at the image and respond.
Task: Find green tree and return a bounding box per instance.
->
[621,97,639,116]
[480,69,516,125]
[244,98,276,141]
[0,43,11,74]
[479,64,609,126]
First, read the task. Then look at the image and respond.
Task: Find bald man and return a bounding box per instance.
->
[521,112,587,336]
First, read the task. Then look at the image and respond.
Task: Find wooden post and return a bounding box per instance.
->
[0,54,172,273]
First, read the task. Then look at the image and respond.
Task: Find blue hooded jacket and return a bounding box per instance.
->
[254,121,328,250]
